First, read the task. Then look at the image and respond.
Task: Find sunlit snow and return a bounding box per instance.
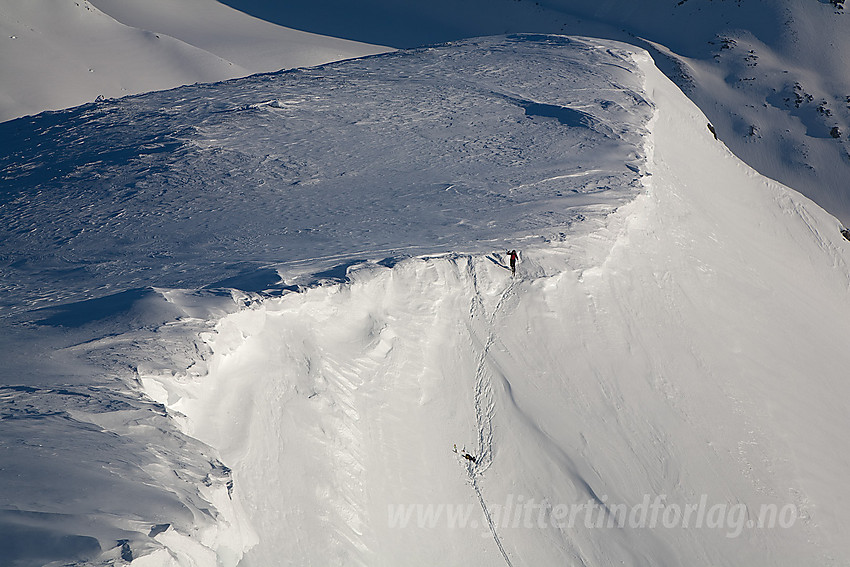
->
[1,31,850,567]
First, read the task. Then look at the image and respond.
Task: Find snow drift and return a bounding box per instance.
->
[1,35,849,566]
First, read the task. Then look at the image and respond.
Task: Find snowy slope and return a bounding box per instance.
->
[0,0,389,123]
[86,0,391,75]
[0,0,237,123]
[2,34,850,566]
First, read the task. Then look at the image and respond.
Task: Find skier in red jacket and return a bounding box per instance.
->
[508,250,518,276]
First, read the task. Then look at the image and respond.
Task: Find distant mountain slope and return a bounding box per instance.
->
[87,0,391,74]
[0,0,389,123]
[0,0,237,122]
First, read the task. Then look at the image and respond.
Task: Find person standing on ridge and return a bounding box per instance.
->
[508,250,518,276]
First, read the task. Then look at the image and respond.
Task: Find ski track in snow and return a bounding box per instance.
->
[470,474,515,567]
[462,256,517,565]
[468,258,515,475]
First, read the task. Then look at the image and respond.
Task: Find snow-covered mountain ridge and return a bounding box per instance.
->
[8,0,848,229]
[2,34,850,566]
[226,0,850,225]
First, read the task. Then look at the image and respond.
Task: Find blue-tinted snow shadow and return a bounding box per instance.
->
[488,90,615,136]
[522,102,594,128]
[219,0,463,48]
[29,263,394,328]
[273,255,411,291]
[202,267,283,293]
[486,254,512,271]
[33,288,153,328]
[376,255,409,269]
[0,511,102,566]
[517,99,615,137]
[0,101,184,204]
[311,260,368,283]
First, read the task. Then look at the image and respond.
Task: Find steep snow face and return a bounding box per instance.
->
[2,34,850,566]
[147,103,850,567]
[133,39,850,566]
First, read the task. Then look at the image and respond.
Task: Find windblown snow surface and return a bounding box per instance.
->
[1,35,850,566]
[5,0,850,231]
[221,0,850,228]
